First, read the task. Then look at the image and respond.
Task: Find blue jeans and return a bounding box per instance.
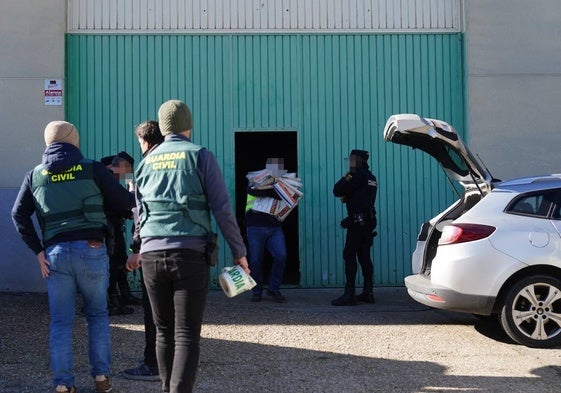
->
[45,240,111,387]
[246,225,287,293]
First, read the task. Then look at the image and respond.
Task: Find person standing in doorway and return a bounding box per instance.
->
[122,120,164,382]
[11,121,134,393]
[245,158,288,303]
[133,100,249,393]
[332,149,378,306]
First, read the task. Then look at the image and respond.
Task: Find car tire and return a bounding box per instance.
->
[499,275,561,348]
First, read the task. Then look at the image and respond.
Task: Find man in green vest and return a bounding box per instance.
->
[11,121,134,393]
[132,100,249,393]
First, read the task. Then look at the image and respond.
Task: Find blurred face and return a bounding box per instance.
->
[111,160,132,177]
[349,154,363,172]
[265,158,285,175]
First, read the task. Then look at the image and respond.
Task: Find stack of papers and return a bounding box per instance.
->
[246,170,303,221]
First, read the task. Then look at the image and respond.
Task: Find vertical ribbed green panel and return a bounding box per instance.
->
[66,33,464,287]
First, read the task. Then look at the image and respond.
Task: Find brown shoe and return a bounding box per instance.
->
[94,376,112,393]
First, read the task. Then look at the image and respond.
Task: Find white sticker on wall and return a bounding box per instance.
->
[44,79,62,106]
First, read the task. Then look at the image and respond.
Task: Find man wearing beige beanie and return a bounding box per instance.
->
[44,120,80,147]
[11,120,135,393]
[132,100,249,393]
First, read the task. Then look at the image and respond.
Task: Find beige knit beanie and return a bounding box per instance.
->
[158,100,193,136]
[44,121,80,147]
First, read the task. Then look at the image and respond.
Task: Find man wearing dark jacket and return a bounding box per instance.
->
[103,151,138,316]
[122,120,164,382]
[11,121,134,393]
[332,149,378,306]
[132,100,249,393]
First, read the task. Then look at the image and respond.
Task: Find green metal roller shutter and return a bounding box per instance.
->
[66,32,464,287]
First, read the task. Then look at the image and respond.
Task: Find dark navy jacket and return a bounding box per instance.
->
[11,142,134,255]
[333,166,378,224]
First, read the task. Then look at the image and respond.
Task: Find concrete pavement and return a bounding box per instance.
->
[1,287,560,392]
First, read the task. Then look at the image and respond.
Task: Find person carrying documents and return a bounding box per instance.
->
[245,158,303,303]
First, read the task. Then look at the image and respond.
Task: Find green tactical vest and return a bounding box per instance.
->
[245,194,257,212]
[135,139,211,238]
[31,159,106,243]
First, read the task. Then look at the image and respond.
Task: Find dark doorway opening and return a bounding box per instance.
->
[234,131,300,287]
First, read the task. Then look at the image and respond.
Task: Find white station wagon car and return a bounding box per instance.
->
[384,113,561,348]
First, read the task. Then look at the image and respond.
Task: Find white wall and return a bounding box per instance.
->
[465,0,561,180]
[0,0,66,291]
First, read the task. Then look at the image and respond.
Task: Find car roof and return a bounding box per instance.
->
[493,174,561,193]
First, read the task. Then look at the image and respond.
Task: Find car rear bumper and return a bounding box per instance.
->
[404,274,495,315]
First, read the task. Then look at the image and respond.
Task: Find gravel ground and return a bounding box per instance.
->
[1,288,561,393]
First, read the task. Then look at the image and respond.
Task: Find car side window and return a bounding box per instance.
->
[553,205,561,220]
[551,191,561,219]
[508,196,539,216]
[507,190,561,218]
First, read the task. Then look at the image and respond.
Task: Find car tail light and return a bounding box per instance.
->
[426,294,446,303]
[438,223,496,245]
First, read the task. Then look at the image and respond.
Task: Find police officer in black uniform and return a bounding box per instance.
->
[101,152,138,316]
[332,149,378,306]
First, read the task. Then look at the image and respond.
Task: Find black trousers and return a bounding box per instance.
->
[108,228,130,296]
[141,249,209,393]
[343,225,374,294]
[140,269,157,369]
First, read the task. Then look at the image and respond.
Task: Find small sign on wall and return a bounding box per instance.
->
[44,79,62,106]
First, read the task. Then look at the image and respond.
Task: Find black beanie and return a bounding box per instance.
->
[101,155,116,166]
[114,151,135,166]
[350,149,369,161]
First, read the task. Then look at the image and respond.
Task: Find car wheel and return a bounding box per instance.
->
[499,275,561,348]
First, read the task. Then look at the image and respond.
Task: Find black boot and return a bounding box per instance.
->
[109,294,134,315]
[120,290,142,306]
[118,272,142,306]
[331,293,357,306]
[356,291,375,304]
